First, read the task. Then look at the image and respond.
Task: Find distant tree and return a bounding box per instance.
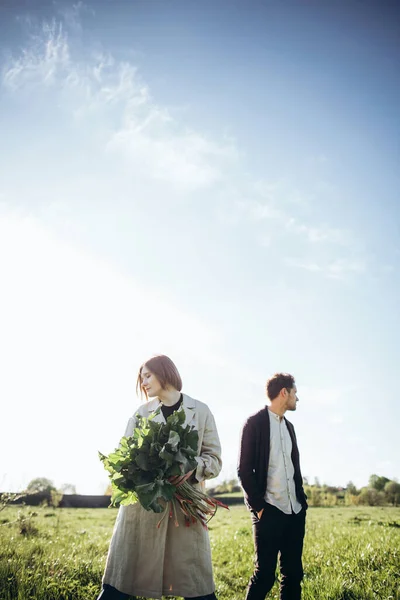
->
[346,481,358,495]
[310,486,322,506]
[49,490,63,508]
[26,478,56,494]
[210,479,241,495]
[369,474,390,492]
[324,485,340,495]
[324,493,338,506]
[226,478,241,493]
[345,492,361,506]
[384,481,400,506]
[359,487,385,506]
[60,483,77,494]
[314,477,321,488]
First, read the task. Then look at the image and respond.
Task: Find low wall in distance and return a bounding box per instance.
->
[4,492,244,508]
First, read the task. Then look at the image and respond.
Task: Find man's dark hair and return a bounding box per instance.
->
[266,373,295,401]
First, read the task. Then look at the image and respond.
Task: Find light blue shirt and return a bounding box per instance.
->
[264,408,303,515]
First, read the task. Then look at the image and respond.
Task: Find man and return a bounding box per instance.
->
[237,373,308,600]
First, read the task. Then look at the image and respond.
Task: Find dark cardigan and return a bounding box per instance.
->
[237,407,308,513]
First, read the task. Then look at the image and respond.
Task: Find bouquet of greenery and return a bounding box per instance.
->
[99,407,228,528]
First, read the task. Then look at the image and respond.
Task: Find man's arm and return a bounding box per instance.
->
[237,417,266,513]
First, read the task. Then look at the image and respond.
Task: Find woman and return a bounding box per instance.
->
[98,354,222,600]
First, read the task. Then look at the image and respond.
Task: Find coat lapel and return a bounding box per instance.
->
[181,394,196,428]
[144,394,196,427]
[263,407,271,470]
[145,398,165,423]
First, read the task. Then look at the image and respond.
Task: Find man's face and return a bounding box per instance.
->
[286,385,298,411]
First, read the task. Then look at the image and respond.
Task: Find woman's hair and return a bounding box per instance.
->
[136,355,183,399]
[266,373,295,401]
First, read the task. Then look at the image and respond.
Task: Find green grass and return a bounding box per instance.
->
[0,505,399,599]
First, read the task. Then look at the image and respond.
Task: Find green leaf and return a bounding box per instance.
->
[119,492,139,506]
[186,430,199,451]
[99,407,202,514]
[159,448,175,465]
[176,408,186,424]
[166,463,182,477]
[167,430,180,450]
[135,452,151,471]
[149,408,161,421]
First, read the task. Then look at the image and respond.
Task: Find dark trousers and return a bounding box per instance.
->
[97,583,217,600]
[245,503,306,600]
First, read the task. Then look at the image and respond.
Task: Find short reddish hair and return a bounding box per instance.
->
[136,355,183,399]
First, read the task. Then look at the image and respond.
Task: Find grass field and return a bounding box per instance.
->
[0,504,399,600]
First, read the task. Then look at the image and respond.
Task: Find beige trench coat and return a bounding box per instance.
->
[102,394,222,599]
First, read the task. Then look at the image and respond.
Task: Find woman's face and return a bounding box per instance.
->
[140,365,162,398]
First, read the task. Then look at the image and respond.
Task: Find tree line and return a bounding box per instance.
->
[208,474,400,507]
[2,474,399,509]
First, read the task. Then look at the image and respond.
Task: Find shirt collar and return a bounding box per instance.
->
[268,407,284,422]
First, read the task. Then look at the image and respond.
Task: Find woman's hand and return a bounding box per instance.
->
[169,469,195,487]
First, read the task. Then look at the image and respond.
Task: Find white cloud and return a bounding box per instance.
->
[230,198,283,223]
[1,13,363,260]
[59,1,95,32]
[285,259,323,273]
[251,179,311,209]
[327,258,366,278]
[224,181,358,270]
[3,20,70,89]
[285,217,350,245]
[285,257,366,279]
[2,18,238,192]
[107,119,237,191]
[234,180,308,224]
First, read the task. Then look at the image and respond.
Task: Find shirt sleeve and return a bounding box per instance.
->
[123,416,136,438]
[194,408,223,483]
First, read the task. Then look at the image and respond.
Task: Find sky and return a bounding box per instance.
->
[0,0,399,495]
